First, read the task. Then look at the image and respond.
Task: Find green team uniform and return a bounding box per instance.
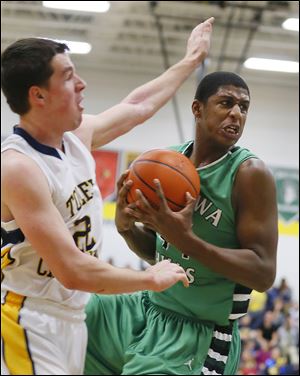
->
[84,142,257,375]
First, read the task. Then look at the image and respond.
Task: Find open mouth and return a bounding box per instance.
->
[77,98,84,111]
[223,125,239,135]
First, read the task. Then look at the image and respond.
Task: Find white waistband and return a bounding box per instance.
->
[2,291,87,322]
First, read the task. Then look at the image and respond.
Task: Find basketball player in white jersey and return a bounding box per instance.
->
[1,18,214,375]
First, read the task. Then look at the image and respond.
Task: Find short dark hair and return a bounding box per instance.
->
[195,71,250,103]
[1,38,69,115]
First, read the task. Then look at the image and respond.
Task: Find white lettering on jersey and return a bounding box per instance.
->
[205,209,222,227]
[185,268,195,284]
[194,197,212,214]
[195,196,223,227]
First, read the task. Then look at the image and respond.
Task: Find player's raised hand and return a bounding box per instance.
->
[185,17,215,66]
[146,259,189,290]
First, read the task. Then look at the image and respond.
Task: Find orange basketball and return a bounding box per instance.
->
[126,149,200,211]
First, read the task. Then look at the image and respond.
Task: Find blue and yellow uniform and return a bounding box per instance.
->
[1,127,103,375]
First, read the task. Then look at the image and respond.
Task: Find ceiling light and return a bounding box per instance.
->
[282,18,299,32]
[48,39,92,54]
[43,1,110,13]
[244,58,299,73]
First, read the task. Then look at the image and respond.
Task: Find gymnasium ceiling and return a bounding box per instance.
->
[1,1,299,87]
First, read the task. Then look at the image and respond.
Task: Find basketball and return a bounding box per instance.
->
[126,149,200,211]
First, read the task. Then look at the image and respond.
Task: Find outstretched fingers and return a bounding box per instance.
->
[150,260,190,289]
[177,270,190,288]
[170,263,190,288]
[205,17,215,25]
[135,189,152,211]
[182,192,196,213]
[117,170,133,204]
[117,170,130,190]
[193,17,214,34]
[153,179,169,211]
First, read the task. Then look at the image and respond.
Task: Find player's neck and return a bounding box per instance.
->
[190,141,230,168]
[19,117,65,151]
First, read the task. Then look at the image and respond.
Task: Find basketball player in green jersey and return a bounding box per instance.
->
[84,72,278,375]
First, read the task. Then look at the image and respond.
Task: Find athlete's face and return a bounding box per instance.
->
[192,85,250,148]
[42,53,86,131]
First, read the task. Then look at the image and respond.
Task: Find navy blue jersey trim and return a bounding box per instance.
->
[13,126,62,160]
[1,227,25,247]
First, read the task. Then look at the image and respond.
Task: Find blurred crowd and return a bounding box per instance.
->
[237,278,299,375]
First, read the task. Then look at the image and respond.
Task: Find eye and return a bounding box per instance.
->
[240,104,249,113]
[220,99,232,107]
[220,100,227,105]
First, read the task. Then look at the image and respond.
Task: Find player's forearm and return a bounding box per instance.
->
[118,225,156,265]
[174,230,275,292]
[62,253,155,294]
[122,57,199,119]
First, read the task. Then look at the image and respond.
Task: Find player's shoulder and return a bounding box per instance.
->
[236,157,275,189]
[239,157,273,177]
[2,148,37,170]
[2,149,46,188]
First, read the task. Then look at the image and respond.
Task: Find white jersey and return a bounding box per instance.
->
[1,127,103,310]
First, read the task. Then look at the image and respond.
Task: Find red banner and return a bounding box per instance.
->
[92,150,119,200]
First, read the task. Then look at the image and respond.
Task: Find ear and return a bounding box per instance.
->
[28,86,45,106]
[192,100,203,118]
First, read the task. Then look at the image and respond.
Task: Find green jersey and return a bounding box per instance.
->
[149,141,258,326]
